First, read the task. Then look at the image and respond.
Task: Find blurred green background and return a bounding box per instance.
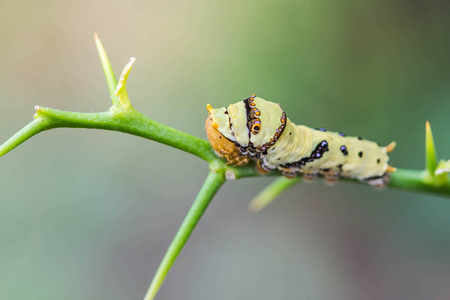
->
[1,0,450,299]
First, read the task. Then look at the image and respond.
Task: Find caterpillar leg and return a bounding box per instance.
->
[365,172,391,188]
[256,159,271,174]
[323,171,340,184]
[277,165,299,178]
[225,151,250,166]
[302,171,318,180]
[282,171,298,178]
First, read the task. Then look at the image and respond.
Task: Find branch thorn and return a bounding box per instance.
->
[425,121,438,176]
[114,57,136,110]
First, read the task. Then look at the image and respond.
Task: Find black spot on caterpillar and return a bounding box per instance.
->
[206,96,396,186]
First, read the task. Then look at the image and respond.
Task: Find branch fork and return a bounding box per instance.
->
[0,34,448,300]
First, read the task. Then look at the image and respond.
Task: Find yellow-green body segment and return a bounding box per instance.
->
[206,95,396,186]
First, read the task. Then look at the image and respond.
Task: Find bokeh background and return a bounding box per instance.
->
[1,1,450,299]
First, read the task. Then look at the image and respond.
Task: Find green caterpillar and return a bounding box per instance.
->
[205,95,396,186]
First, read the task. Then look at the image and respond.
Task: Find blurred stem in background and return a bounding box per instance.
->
[0,35,448,300]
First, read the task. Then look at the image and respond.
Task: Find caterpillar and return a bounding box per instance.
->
[205,95,396,187]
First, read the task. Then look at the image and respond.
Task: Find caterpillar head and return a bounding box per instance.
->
[206,96,286,157]
[205,113,238,159]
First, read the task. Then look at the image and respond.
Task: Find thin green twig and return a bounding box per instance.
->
[0,115,52,157]
[143,170,226,300]
[249,176,302,211]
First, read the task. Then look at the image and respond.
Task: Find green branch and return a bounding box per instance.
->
[143,170,226,300]
[0,113,53,157]
[0,34,448,300]
[389,169,450,195]
[0,106,215,163]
